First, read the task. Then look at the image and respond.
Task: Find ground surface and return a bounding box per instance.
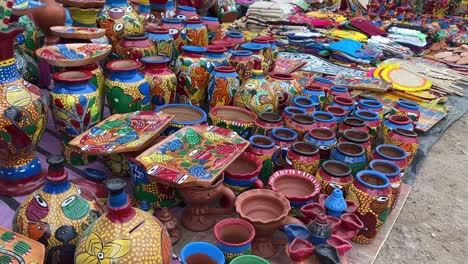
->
[375,114,468,264]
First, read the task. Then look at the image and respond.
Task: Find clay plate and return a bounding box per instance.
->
[12,0,46,16]
[51,26,106,39]
[36,43,111,67]
[0,226,45,264]
[61,0,105,8]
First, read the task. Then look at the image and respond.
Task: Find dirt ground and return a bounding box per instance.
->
[375,113,468,264]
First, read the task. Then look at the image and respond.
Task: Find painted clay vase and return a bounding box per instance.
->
[291,96,316,115]
[206,45,229,73]
[304,128,337,161]
[339,129,372,162]
[247,135,277,185]
[148,0,169,20]
[14,19,39,84]
[213,218,255,263]
[146,27,175,61]
[0,225,46,264]
[156,103,207,135]
[384,114,413,136]
[224,152,263,194]
[346,170,392,244]
[231,255,270,264]
[235,189,305,258]
[0,27,48,196]
[212,40,235,52]
[31,0,66,45]
[253,112,283,136]
[282,107,306,124]
[212,0,238,23]
[174,46,209,106]
[368,159,402,210]
[313,77,333,92]
[224,31,245,50]
[285,142,320,175]
[105,60,151,114]
[202,16,222,41]
[384,128,419,164]
[302,85,326,111]
[268,72,303,112]
[269,128,298,170]
[140,56,177,108]
[285,114,316,140]
[357,99,384,119]
[327,86,350,106]
[325,106,347,124]
[208,105,257,139]
[74,178,172,263]
[159,18,186,55]
[71,168,108,204]
[391,100,420,122]
[330,96,355,113]
[97,0,144,48]
[315,160,353,196]
[68,7,102,28]
[241,43,267,75]
[308,215,332,245]
[331,142,366,176]
[183,18,209,47]
[14,155,105,264]
[180,242,225,264]
[115,33,157,60]
[228,50,253,85]
[179,174,236,231]
[372,144,408,171]
[337,117,369,137]
[354,109,381,143]
[208,66,240,108]
[51,71,101,165]
[311,111,337,131]
[252,36,274,74]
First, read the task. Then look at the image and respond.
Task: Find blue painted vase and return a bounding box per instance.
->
[291,96,316,115]
[331,142,366,176]
[302,85,326,110]
[146,28,175,62]
[324,188,347,217]
[156,104,207,135]
[208,66,240,108]
[206,45,229,73]
[305,127,337,162]
[331,96,355,113]
[311,111,337,131]
[269,128,298,170]
[357,99,384,119]
[213,218,255,263]
[181,242,225,264]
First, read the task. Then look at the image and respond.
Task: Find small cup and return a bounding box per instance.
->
[213,218,256,263]
[180,242,225,264]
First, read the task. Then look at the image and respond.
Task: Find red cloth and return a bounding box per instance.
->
[350,19,387,36]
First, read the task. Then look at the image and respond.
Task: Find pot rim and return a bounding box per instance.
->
[308,127,335,141]
[122,33,148,40]
[388,114,412,125]
[146,27,170,34]
[214,66,236,73]
[342,129,370,143]
[225,152,262,179]
[291,114,315,125]
[305,85,324,92]
[235,189,291,225]
[252,36,270,44]
[321,160,352,177]
[342,117,366,127]
[312,111,336,123]
[160,18,183,24]
[249,135,275,149]
[291,142,319,156]
[293,96,315,108]
[213,218,256,247]
[268,169,321,202]
[211,40,235,48]
[331,86,348,93]
[354,109,379,121]
[368,159,401,178]
[359,99,383,109]
[355,170,390,189]
[240,42,264,51]
[325,106,347,116]
[209,105,257,124]
[229,50,252,57]
[181,45,207,54]
[180,242,225,263]
[258,112,283,124]
[140,55,170,65]
[270,128,298,142]
[106,60,142,71]
[375,144,407,160]
[284,107,307,117]
[394,128,418,137]
[53,70,93,83]
[201,16,219,22]
[314,77,333,84]
[333,96,354,106]
[397,100,419,110]
[155,104,207,125]
[226,31,244,38]
[336,142,365,157]
[206,45,227,53]
[178,5,197,12]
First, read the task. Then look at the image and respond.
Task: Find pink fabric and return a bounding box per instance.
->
[288,13,335,28]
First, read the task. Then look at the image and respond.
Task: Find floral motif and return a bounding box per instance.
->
[75,232,130,264]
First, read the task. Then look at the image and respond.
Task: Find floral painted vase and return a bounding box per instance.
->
[311,111,337,131]
[291,96,316,115]
[253,112,283,136]
[213,218,255,263]
[224,152,264,194]
[384,128,419,164]
[368,160,401,210]
[267,72,303,112]
[304,128,337,162]
[208,66,240,108]
[105,60,151,114]
[228,50,254,85]
[302,85,326,110]
[247,135,277,185]
[174,46,209,106]
[330,96,355,113]
[13,155,104,264]
[391,100,420,123]
[241,43,267,75]
[213,0,238,23]
[206,45,229,73]
[337,117,369,137]
[159,18,186,55]
[285,142,320,175]
[183,18,209,47]
[325,106,347,124]
[346,170,392,244]
[354,109,381,143]
[202,16,222,41]
[315,160,353,196]
[146,28,175,61]
[331,142,366,176]
[0,27,48,196]
[269,128,298,170]
[339,129,372,162]
[224,31,245,50]
[372,144,408,172]
[51,71,101,165]
[357,99,383,119]
[156,103,207,135]
[285,114,315,140]
[282,107,306,124]
[208,106,257,139]
[383,115,413,136]
[115,33,157,60]
[140,56,176,108]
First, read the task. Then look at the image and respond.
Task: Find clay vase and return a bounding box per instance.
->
[213,218,255,263]
[331,142,366,176]
[235,189,305,258]
[174,46,209,106]
[337,117,369,137]
[146,28,175,61]
[224,152,264,194]
[327,86,350,106]
[285,114,316,140]
[286,142,320,175]
[368,159,402,210]
[156,103,207,135]
[0,27,47,196]
[105,60,151,114]
[330,96,355,113]
[325,106,347,124]
[179,174,236,231]
[208,66,240,108]
[74,178,172,263]
[206,45,229,73]
[247,135,277,185]
[311,111,337,131]
[240,43,267,75]
[183,18,209,46]
[304,128,337,161]
[354,109,381,143]
[384,128,419,164]
[32,0,66,45]
[315,160,353,196]
[51,71,101,165]
[391,99,420,123]
[372,144,408,171]
[383,114,414,136]
[224,31,245,50]
[180,242,225,264]
[115,33,157,60]
[159,18,186,55]
[140,55,177,108]
[212,0,238,23]
[14,155,105,264]
[269,128,298,170]
[252,36,274,74]
[282,107,306,124]
[302,85,326,110]
[339,129,372,162]
[291,96,317,115]
[202,16,222,41]
[231,255,270,264]
[253,112,283,136]
[71,168,108,204]
[209,105,256,139]
[357,99,384,119]
[212,40,235,52]
[228,50,253,85]
[346,170,392,244]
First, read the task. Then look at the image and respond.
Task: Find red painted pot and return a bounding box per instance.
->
[311,111,337,131]
[224,152,264,194]
[315,160,353,196]
[201,16,222,41]
[330,96,354,113]
[285,114,316,140]
[339,129,372,162]
[224,31,245,49]
[325,106,347,124]
[337,117,369,137]
[253,112,283,136]
[115,33,157,60]
[247,135,277,185]
[282,107,306,124]
[384,128,419,164]
[213,218,255,262]
[372,144,408,171]
[292,96,316,115]
[353,109,381,144]
[368,159,402,210]
[268,72,303,111]
[183,18,209,47]
[285,142,320,175]
[228,50,253,84]
[391,100,420,123]
[211,40,235,51]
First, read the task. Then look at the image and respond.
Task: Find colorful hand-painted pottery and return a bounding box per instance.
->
[313,77,333,91]
[175,5,198,19]
[302,85,326,110]
[231,255,270,264]
[357,99,384,119]
[71,168,108,203]
[213,0,238,23]
[327,86,350,104]
[324,188,347,217]
[253,112,283,136]
[368,159,402,210]
[308,215,332,245]
[304,127,337,161]
[311,111,337,131]
[331,142,366,176]
[140,56,177,108]
[337,117,369,137]
[105,60,151,114]
[146,28,175,61]
[148,0,170,20]
[372,144,408,171]
[315,160,353,196]
[202,16,222,41]
[282,107,307,124]
[339,129,372,162]
[330,96,355,113]
[346,170,392,244]
[353,109,381,143]
[183,18,209,47]
[155,103,207,135]
[383,114,413,136]
[325,106,347,124]
[267,72,303,112]
[180,242,225,264]
[68,7,101,28]
[224,152,263,194]
[285,114,316,140]
[224,31,245,49]
[291,96,317,115]
[213,218,255,263]
[0,226,46,264]
[241,43,267,75]
[285,142,320,175]
[384,128,419,164]
[115,33,157,60]
[208,105,256,139]
[51,71,101,165]
[74,178,172,263]
[0,27,48,196]
[229,50,254,85]
[252,36,274,74]
[206,45,229,73]
[14,155,104,264]
[391,99,420,123]
[175,46,209,106]
[208,66,240,108]
[247,135,277,185]
[212,40,235,52]
[159,18,186,55]
[270,128,298,170]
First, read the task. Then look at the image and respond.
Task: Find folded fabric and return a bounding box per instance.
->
[288,13,335,28]
[329,29,368,42]
[349,19,387,37]
[329,39,382,61]
[387,34,427,47]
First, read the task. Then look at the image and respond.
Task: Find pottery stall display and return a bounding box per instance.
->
[202,16,222,42]
[213,218,255,263]
[146,28,175,61]
[326,86,350,106]
[241,43,267,75]
[140,55,177,108]
[224,152,263,194]
[331,142,367,176]
[253,112,284,136]
[285,142,320,175]
[368,159,402,210]
[115,33,157,60]
[372,144,409,172]
[282,107,307,124]
[311,111,338,131]
[36,43,112,68]
[357,99,384,119]
[302,85,326,111]
[180,241,225,264]
[208,66,240,108]
[330,96,355,114]
[337,118,369,138]
[247,135,277,185]
[148,0,169,20]
[383,114,414,135]
[156,103,207,135]
[67,7,102,28]
[31,0,66,45]
[304,127,337,162]
[209,105,257,139]
[251,36,274,73]
[315,160,353,196]
[183,18,209,47]
[384,128,419,164]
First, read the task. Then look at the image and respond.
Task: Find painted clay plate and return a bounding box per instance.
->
[36,43,111,67]
[135,125,250,187]
[61,0,105,8]
[69,111,174,155]
[51,26,106,39]
[12,0,46,16]
[0,226,45,264]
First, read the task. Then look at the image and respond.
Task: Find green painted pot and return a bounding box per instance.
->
[230,255,270,264]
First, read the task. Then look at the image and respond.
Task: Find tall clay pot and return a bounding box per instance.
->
[304,127,337,162]
[285,114,315,141]
[159,18,186,55]
[207,66,240,108]
[339,129,372,162]
[285,142,320,175]
[228,50,253,85]
[0,27,48,196]
[252,36,273,73]
[146,27,175,61]
[331,142,367,176]
[115,33,157,60]
[384,128,419,164]
[253,112,283,136]
[241,43,267,75]
[357,99,383,119]
[32,0,66,45]
[202,16,222,41]
[267,72,303,112]
[140,55,177,108]
[383,114,414,136]
[183,18,209,47]
[205,45,229,73]
[391,99,420,123]
[354,109,381,143]
[212,0,238,23]
[224,31,245,49]
[315,160,353,196]
[302,85,326,111]
[368,159,402,210]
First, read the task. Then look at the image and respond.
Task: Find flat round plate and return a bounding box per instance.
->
[51,26,106,40]
[36,43,111,67]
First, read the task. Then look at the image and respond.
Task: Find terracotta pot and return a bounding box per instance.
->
[311,111,337,131]
[357,99,383,119]
[339,129,372,162]
[253,112,283,136]
[372,144,408,171]
[252,36,274,74]
[224,31,245,50]
[159,18,186,55]
[269,128,298,171]
[180,241,225,264]
[391,100,420,122]
[292,96,316,115]
[331,142,366,176]
[304,128,337,161]
[302,85,326,110]
[212,40,235,52]
[115,33,157,60]
[146,28,175,61]
[179,174,236,231]
[224,152,263,194]
[353,109,381,143]
[32,0,66,45]
[213,218,255,263]
[368,159,402,210]
[330,96,354,113]
[269,169,321,216]
[241,43,267,75]
[285,114,316,140]
[228,49,253,84]
[209,105,257,139]
[235,189,305,258]
[325,106,347,124]
[213,0,238,23]
[286,142,320,175]
[247,135,277,185]
[202,16,222,41]
[326,86,350,107]
[141,55,177,108]
[282,107,307,124]
[155,103,207,135]
[183,18,209,46]
[205,45,229,73]
[384,128,419,164]
[267,72,303,111]
[315,160,353,196]
[337,117,369,137]
[208,66,240,108]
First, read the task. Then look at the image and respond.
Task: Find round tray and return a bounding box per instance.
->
[36,43,111,67]
[51,26,106,40]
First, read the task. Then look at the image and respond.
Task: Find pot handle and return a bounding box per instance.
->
[207,184,236,215]
[252,178,264,189]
